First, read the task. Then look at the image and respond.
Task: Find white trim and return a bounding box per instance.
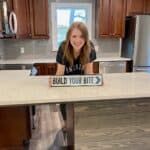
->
[51,2,92,51]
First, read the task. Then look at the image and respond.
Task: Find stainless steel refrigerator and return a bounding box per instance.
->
[121,15,150,72]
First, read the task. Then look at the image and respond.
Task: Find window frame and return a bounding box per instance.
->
[51,2,92,51]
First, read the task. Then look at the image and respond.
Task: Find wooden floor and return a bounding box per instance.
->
[75,99,150,150]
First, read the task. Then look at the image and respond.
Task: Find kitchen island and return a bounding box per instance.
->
[1,71,150,105]
[0,70,150,149]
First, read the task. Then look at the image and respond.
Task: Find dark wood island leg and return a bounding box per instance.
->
[66,103,74,150]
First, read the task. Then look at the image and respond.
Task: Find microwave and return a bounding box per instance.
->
[0,0,17,38]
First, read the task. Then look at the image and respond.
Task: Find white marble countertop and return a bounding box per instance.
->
[0,57,131,64]
[0,70,149,106]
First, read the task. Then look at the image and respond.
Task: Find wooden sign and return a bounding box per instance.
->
[51,74,103,87]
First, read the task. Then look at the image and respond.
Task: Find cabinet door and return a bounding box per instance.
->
[0,107,31,149]
[98,0,110,36]
[110,0,126,37]
[145,0,150,13]
[46,63,57,75]
[29,0,49,39]
[96,0,126,38]
[126,0,145,16]
[7,0,13,11]
[93,62,99,74]
[33,63,57,75]
[33,63,45,75]
[13,0,30,38]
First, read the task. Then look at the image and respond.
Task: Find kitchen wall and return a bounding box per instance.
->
[0,0,120,60]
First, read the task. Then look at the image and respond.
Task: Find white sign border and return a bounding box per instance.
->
[50,74,103,87]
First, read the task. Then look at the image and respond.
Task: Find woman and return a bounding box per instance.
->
[55,21,96,76]
[30,22,96,149]
[51,21,96,122]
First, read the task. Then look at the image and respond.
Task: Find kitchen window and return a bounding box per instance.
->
[51,3,92,51]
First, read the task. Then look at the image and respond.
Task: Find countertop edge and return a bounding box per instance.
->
[0,57,131,65]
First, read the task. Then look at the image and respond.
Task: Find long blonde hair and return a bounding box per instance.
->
[62,22,91,66]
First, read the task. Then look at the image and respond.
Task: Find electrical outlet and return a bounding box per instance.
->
[20,47,25,54]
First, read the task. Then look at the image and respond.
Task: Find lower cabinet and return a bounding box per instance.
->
[46,63,57,75]
[93,62,99,74]
[33,63,57,75]
[0,106,31,149]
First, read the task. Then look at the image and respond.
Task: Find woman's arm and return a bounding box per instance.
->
[56,63,65,75]
[84,43,96,75]
[84,62,94,75]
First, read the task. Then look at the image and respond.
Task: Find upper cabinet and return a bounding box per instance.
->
[126,0,145,16]
[96,0,109,37]
[29,0,49,39]
[96,0,126,38]
[110,0,126,37]
[11,0,49,39]
[12,0,30,38]
[145,0,150,13]
[126,0,150,16]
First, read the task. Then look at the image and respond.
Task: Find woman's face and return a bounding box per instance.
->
[70,28,85,54]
